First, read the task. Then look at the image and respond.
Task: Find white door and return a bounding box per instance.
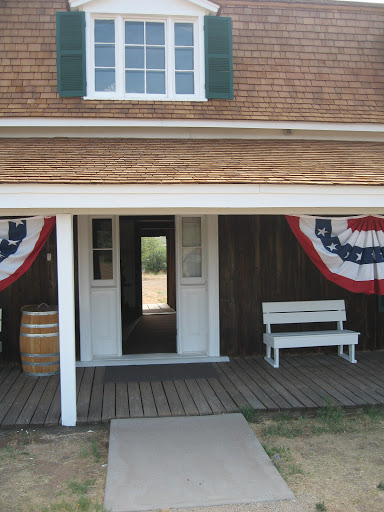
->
[78,215,122,360]
[176,215,220,356]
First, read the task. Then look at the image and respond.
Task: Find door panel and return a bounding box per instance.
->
[179,286,208,353]
[90,288,120,357]
[176,215,208,355]
[78,215,121,361]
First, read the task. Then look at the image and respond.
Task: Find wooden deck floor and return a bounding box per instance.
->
[1,352,384,428]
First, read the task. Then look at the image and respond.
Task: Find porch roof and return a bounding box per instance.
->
[1,138,384,186]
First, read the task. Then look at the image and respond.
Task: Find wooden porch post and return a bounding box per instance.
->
[56,213,77,426]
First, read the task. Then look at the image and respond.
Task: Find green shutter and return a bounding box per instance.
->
[56,11,86,97]
[204,16,233,99]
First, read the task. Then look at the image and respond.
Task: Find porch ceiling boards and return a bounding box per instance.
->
[0,352,384,428]
[1,138,384,186]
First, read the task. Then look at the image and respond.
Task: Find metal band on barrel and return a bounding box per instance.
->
[20,332,59,338]
[21,360,60,367]
[20,352,60,358]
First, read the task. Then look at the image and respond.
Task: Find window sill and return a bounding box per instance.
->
[83,94,208,102]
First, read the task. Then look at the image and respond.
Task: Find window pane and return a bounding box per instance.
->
[93,250,113,280]
[146,22,164,45]
[175,23,193,46]
[175,48,193,70]
[126,70,145,93]
[125,21,144,44]
[146,47,165,70]
[92,219,112,248]
[95,69,115,92]
[95,45,115,67]
[182,248,202,278]
[146,71,165,94]
[125,46,144,69]
[182,217,201,247]
[95,20,115,43]
[176,72,194,94]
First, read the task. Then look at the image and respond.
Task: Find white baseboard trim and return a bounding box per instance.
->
[77,354,229,367]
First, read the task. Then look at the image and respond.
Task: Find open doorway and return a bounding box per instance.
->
[141,236,169,314]
[120,216,176,355]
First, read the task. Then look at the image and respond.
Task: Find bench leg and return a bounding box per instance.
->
[338,344,357,364]
[264,346,280,368]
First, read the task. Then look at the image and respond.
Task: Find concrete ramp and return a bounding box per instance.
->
[104,414,294,512]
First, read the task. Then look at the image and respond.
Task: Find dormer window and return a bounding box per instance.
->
[56,0,233,101]
[88,16,198,100]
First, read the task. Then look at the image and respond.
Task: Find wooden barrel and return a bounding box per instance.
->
[19,305,59,376]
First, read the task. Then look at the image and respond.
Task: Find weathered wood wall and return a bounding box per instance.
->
[0,227,58,363]
[2,214,383,363]
[219,215,384,356]
[0,220,81,364]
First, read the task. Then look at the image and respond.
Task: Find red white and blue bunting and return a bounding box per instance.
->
[286,215,384,295]
[0,216,55,292]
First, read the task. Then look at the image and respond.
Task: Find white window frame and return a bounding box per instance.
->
[178,215,207,286]
[85,13,206,101]
[90,215,118,288]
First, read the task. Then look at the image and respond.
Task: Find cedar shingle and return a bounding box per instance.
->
[1,0,384,122]
[0,138,383,185]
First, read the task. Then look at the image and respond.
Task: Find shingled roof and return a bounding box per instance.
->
[1,138,384,185]
[1,0,384,122]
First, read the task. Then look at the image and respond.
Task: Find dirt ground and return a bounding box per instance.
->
[142,272,167,304]
[0,425,109,512]
[0,411,383,512]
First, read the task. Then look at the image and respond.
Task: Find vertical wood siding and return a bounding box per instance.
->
[0,228,58,363]
[1,215,383,363]
[219,215,384,356]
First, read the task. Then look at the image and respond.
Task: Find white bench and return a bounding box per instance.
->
[262,300,359,368]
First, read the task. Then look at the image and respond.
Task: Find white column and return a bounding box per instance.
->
[207,215,220,357]
[56,214,77,426]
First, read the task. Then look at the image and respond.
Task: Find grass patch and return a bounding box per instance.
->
[262,442,303,478]
[260,403,384,440]
[0,446,17,460]
[0,445,30,461]
[67,477,95,496]
[378,481,384,491]
[40,477,109,512]
[316,400,347,433]
[78,439,101,463]
[262,415,306,438]
[262,443,290,459]
[79,445,90,459]
[41,500,108,512]
[91,439,101,463]
[315,501,327,511]
[238,404,258,423]
[284,462,304,476]
[363,405,384,421]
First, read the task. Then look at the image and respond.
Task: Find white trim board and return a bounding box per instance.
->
[70,0,219,13]
[1,118,384,131]
[77,354,229,366]
[2,119,384,141]
[3,126,384,142]
[0,184,384,214]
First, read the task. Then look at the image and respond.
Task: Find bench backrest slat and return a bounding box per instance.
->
[262,300,346,327]
[262,300,345,314]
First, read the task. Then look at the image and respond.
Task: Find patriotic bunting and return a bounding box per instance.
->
[286,215,384,295]
[0,216,55,292]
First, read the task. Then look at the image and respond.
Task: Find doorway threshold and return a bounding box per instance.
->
[77,354,229,367]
